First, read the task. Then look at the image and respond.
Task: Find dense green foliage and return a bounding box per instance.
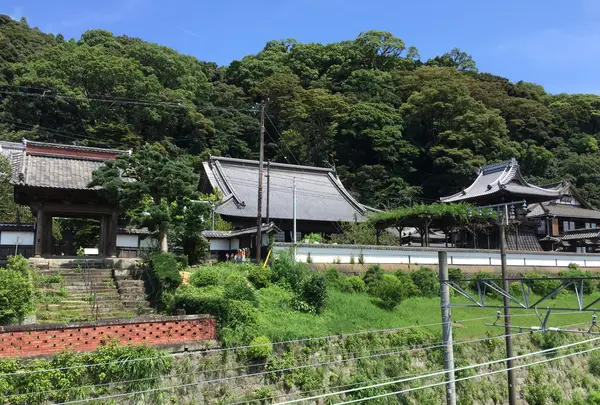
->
[189,266,220,288]
[0,342,172,404]
[298,273,328,313]
[149,252,182,308]
[248,265,272,289]
[375,274,405,309]
[409,267,440,297]
[3,18,600,208]
[247,335,273,361]
[363,264,385,293]
[0,267,32,324]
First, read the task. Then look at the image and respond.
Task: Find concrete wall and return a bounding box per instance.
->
[275,243,600,269]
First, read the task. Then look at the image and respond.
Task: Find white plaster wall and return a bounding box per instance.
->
[117,234,139,248]
[276,244,600,268]
[210,239,230,251]
[0,231,34,245]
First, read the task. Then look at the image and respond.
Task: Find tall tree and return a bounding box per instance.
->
[90,143,202,252]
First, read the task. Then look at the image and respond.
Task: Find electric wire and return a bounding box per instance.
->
[331,343,600,404]
[272,333,600,405]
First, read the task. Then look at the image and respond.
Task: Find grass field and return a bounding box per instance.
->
[251,285,599,342]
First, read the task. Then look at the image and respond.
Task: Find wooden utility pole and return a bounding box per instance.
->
[256,100,266,263]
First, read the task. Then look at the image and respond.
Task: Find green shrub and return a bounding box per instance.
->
[150,253,182,291]
[590,351,600,377]
[448,267,463,281]
[171,285,226,319]
[375,274,404,310]
[469,272,501,298]
[410,267,439,297]
[271,252,308,290]
[0,268,33,324]
[224,274,256,302]
[325,267,340,286]
[247,336,273,360]
[189,267,220,288]
[173,254,189,270]
[248,266,272,289]
[304,233,323,244]
[6,255,30,278]
[299,273,328,313]
[223,299,258,328]
[523,273,562,298]
[394,270,420,297]
[558,269,598,294]
[363,264,384,293]
[338,275,366,293]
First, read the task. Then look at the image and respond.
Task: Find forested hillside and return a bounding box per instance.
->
[2,15,600,208]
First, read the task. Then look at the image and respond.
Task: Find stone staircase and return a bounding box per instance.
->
[36,266,153,323]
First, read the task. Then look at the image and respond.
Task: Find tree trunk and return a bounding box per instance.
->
[159,224,168,253]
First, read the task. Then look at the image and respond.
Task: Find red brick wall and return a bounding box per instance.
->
[0,315,216,358]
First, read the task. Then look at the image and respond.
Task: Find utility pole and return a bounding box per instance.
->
[293,177,297,261]
[266,160,271,224]
[256,100,266,264]
[500,207,517,405]
[439,251,456,405]
[211,202,215,231]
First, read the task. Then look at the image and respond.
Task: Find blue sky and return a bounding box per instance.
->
[4,0,600,94]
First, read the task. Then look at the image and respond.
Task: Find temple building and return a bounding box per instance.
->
[440,158,600,252]
[200,156,376,242]
[0,140,152,259]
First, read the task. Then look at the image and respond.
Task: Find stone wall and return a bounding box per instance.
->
[0,315,217,358]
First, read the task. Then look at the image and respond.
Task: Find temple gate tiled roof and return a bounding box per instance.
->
[10,140,129,190]
[202,156,374,223]
[440,158,563,204]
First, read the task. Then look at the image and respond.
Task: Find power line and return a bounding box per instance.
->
[0,316,497,378]
[272,333,600,405]
[44,330,532,405]
[0,89,256,113]
[332,343,600,405]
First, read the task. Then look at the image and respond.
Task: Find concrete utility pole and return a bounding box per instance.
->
[266,160,271,224]
[256,100,266,263]
[293,177,297,261]
[500,207,517,405]
[439,251,456,405]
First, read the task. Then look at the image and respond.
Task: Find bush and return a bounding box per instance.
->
[363,264,384,293]
[6,255,30,278]
[247,336,273,360]
[410,267,439,297]
[338,275,366,294]
[150,253,182,291]
[375,274,404,310]
[448,267,463,281]
[271,252,308,290]
[224,274,256,302]
[171,285,226,319]
[394,270,420,297]
[590,351,600,377]
[558,269,598,294]
[248,266,272,289]
[223,299,258,328]
[299,273,328,313]
[190,267,220,288]
[173,254,189,270]
[523,273,562,298]
[325,267,340,286]
[0,268,33,324]
[470,272,502,298]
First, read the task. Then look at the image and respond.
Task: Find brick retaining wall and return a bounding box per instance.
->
[0,315,217,358]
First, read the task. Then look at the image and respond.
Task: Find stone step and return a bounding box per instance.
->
[116,280,145,287]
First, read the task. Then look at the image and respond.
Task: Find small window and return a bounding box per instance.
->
[273,231,285,242]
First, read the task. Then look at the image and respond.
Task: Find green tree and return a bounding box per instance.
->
[90,143,203,252]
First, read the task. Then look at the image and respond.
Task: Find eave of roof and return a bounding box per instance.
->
[440,158,563,204]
